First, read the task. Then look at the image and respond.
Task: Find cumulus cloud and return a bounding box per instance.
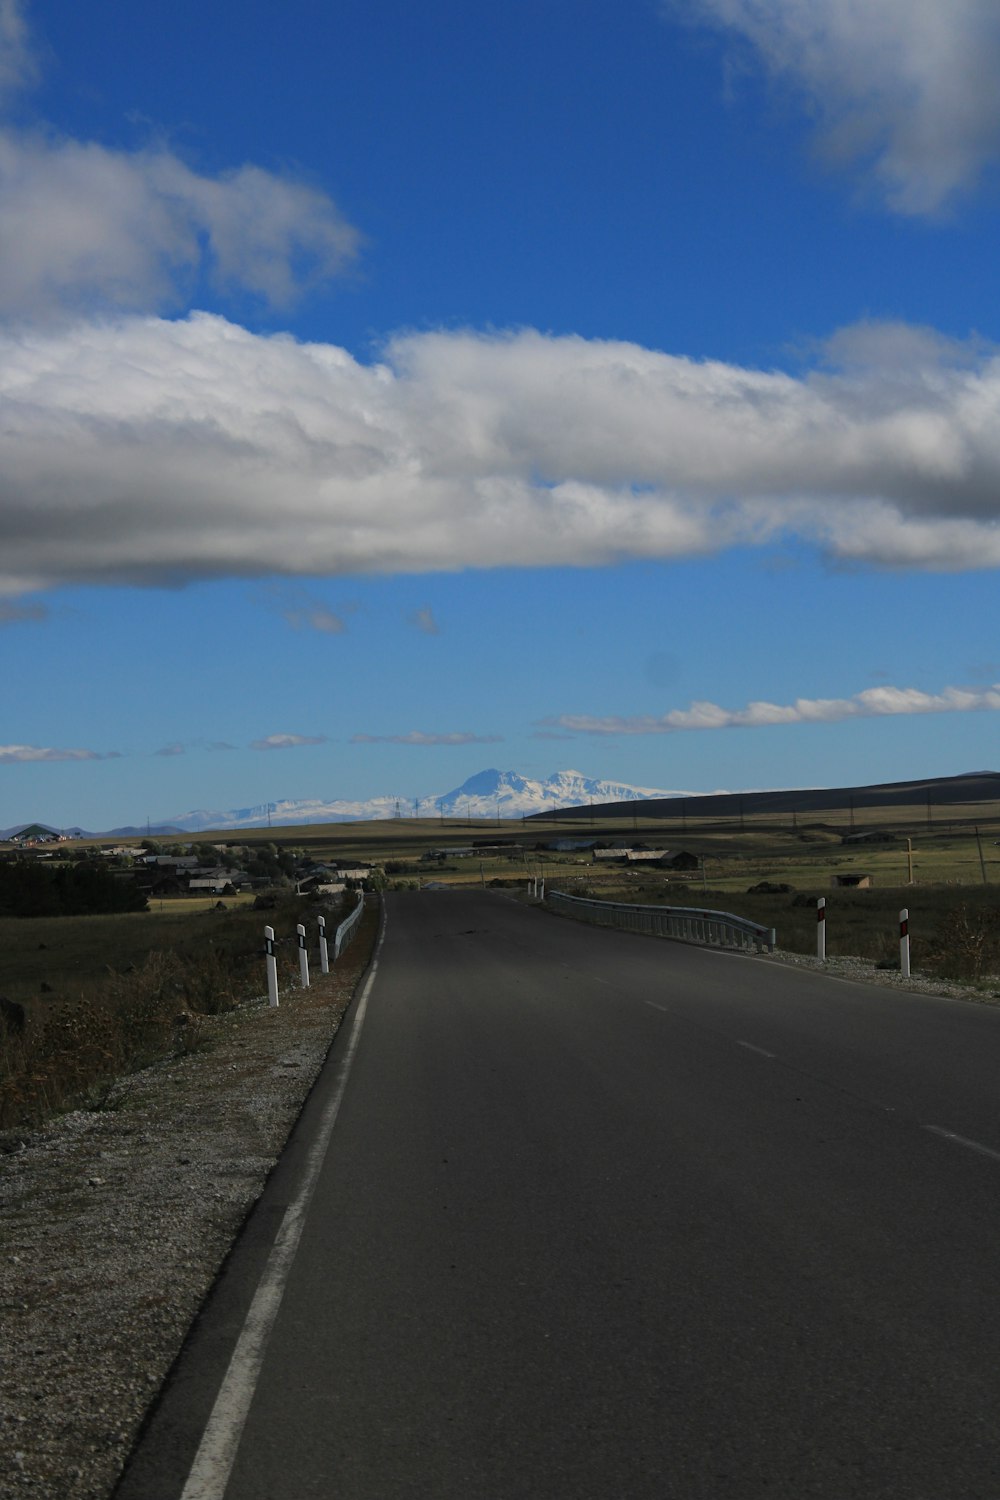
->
[546,682,1000,735]
[2,315,1000,592]
[0,2,359,321]
[0,742,118,762]
[0,133,359,321]
[352,731,503,746]
[673,0,1000,213]
[250,733,327,750]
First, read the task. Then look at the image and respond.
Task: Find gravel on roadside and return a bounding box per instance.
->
[766,946,1000,1005]
[0,914,377,1500]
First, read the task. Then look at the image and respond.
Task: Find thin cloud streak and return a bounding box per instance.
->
[352,731,503,746]
[250,733,327,750]
[283,605,347,634]
[0,742,119,762]
[0,0,36,105]
[548,683,1000,735]
[4,316,1000,595]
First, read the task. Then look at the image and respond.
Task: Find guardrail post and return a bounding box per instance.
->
[297,923,310,988]
[265,926,279,1008]
[817,897,826,961]
[318,915,329,974]
[899,908,910,979]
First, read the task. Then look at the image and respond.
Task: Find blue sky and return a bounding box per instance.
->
[3,0,1000,829]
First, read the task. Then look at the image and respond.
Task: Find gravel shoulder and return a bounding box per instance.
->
[766,946,1000,1005]
[1,911,996,1500]
[0,915,377,1500]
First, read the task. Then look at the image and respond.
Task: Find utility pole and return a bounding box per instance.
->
[976,825,988,885]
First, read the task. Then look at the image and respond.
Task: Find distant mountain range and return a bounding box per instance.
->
[7,768,998,841]
[148,768,680,834]
[0,769,678,839]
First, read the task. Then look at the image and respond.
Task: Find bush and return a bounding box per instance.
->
[921,904,1000,981]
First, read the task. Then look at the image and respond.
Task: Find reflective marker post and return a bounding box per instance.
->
[900,908,910,979]
[297,923,310,988]
[817,897,826,961]
[318,916,329,974]
[265,926,279,1008]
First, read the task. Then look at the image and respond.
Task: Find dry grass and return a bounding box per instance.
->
[0,895,345,1130]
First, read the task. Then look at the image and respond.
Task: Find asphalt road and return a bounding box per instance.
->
[119,889,1000,1499]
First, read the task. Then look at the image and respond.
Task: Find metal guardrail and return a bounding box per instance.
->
[547,890,775,954]
[333,892,366,960]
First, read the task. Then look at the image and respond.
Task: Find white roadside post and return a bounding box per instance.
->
[318,916,329,974]
[817,897,826,961]
[900,908,911,979]
[265,926,279,1008]
[540,877,545,901]
[297,923,310,988]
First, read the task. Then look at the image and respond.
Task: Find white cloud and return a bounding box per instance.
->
[0,742,117,762]
[0,132,359,320]
[352,731,503,746]
[0,0,36,105]
[673,0,1000,213]
[250,733,327,750]
[2,315,1000,592]
[546,682,1000,735]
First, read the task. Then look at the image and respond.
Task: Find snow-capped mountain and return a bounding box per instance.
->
[157,769,679,833]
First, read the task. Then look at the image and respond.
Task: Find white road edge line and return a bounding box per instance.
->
[179,907,387,1500]
[736,1040,776,1059]
[923,1124,1000,1165]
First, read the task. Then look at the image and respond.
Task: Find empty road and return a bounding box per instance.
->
[118,889,1000,1499]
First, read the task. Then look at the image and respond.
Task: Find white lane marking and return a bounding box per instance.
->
[644,1001,669,1013]
[736,1040,776,1059]
[923,1125,1000,1165]
[179,910,387,1500]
